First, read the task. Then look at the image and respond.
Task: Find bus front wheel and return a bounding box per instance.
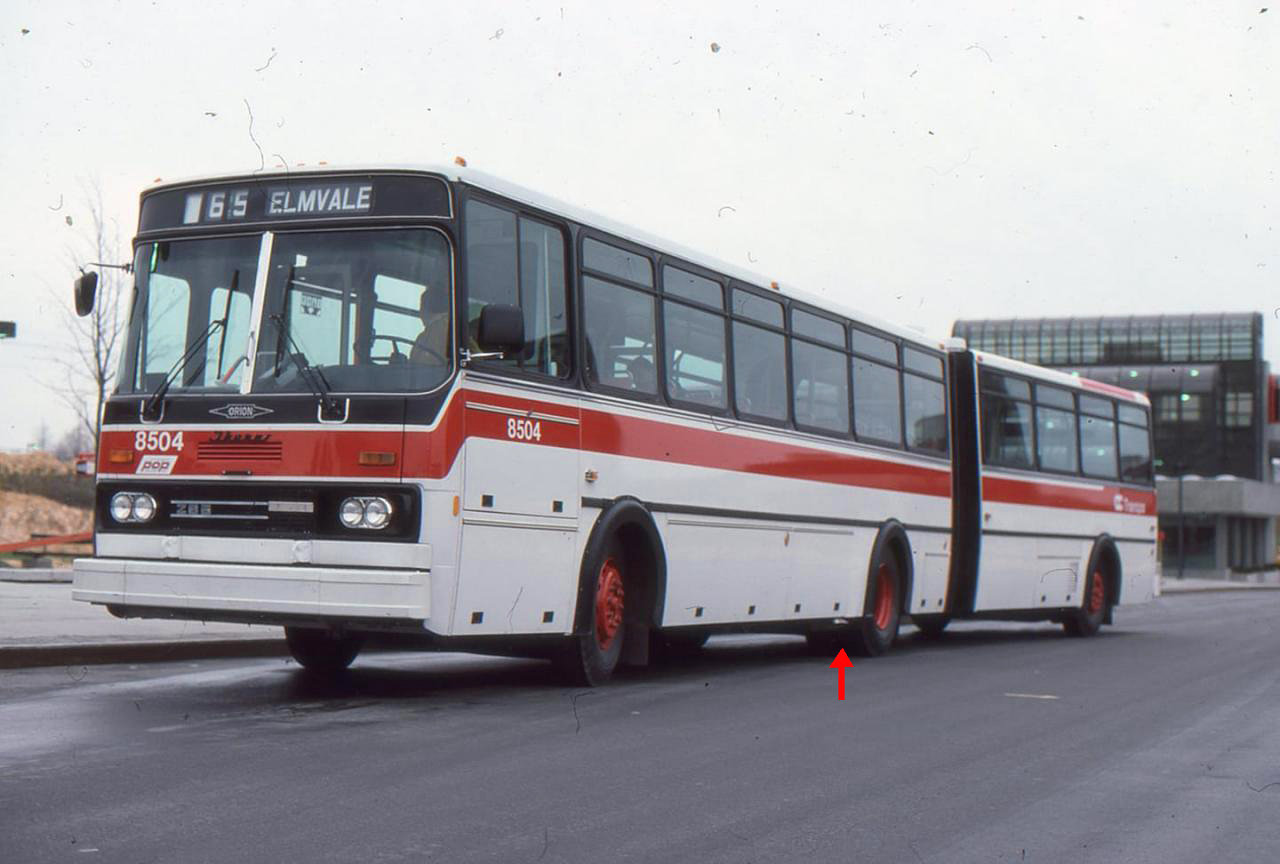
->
[284,626,363,675]
[557,540,626,686]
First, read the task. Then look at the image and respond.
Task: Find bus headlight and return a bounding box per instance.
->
[131,493,157,522]
[110,492,134,523]
[339,496,393,530]
[363,497,391,529]
[110,492,157,523]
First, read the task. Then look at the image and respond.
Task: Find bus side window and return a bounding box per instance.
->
[979,372,1033,469]
[663,299,726,409]
[1035,386,1079,474]
[1079,395,1118,479]
[903,348,947,454]
[733,321,787,422]
[852,357,902,446]
[464,200,570,377]
[583,275,657,395]
[1118,405,1152,483]
[792,340,849,434]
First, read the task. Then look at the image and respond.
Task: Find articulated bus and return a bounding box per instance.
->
[71,164,1158,684]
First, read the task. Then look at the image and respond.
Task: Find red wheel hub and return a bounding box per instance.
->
[595,559,625,651]
[1088,569,1105,616]
[873,563,894,631]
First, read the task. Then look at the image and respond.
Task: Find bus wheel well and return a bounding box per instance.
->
[576,498,667,667]
[1090,536,1122,609]
[889,537,912,613]
[1098,539,1122,610]
[866,520,913,622]
[614,520,660,630]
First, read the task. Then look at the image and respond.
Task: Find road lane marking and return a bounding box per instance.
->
[1005,692,1060,700]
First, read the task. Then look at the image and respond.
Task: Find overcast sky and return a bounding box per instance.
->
[1,1,1276,450]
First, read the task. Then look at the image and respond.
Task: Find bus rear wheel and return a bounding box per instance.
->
[1063,567,1107,638]
[557,542,626,686]
[853,556,902,656]
[808,553,902,658]
[284,626,363,675]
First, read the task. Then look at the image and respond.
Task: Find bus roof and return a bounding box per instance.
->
[142,162,955,354]
[973,349,1151,406]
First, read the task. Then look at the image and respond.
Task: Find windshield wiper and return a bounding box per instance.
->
[141,270,240,422]
[267,311,343,420]
[141,270,242,421]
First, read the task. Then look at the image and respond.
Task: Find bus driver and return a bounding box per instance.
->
[410,287,450,365]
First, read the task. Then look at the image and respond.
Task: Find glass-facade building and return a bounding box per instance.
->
[953,314,1264,480]
[953,313,1273,575]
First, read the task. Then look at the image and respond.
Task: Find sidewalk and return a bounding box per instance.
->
[0,580,285,669]
[1160,574,1280,593]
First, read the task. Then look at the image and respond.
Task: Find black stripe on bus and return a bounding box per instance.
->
[983,528,1156,544]
[582,497,949,533]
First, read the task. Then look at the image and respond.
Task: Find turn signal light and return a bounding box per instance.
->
[108,450,134,463]
[358,451,396,466]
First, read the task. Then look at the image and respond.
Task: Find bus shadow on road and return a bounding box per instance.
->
[274,626,1139,702]
[894,624,1139,655]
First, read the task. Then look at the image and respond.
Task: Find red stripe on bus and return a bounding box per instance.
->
[577,407,952,496]
[96,388,1153,514]
[983,474,1155,514]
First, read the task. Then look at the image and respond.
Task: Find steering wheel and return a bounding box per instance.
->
[370,334,424,365]
[219,354,248,384]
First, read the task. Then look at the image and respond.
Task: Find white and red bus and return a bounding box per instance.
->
[72,164,1157,683]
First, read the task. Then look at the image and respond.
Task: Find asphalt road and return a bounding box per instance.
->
[3,592,1279,863]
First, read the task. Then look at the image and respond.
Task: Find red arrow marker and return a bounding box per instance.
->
[829,649,853,700]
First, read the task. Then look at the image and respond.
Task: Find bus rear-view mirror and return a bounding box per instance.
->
[74,271,99,317]
[477,304,524,352]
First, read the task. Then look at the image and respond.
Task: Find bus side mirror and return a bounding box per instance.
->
[74,271,99,317]
[477,304,524,352]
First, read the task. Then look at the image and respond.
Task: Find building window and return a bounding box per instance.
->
[1153,394,1179,423]
[1179,393,1204,422]
[1225,391,1254,428]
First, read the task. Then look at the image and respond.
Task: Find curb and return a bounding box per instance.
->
[0,570,73,584]
[0,638,288,670]
[1160,584,1280,595]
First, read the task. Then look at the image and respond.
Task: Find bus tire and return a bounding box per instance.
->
[851,551,903,656]
[284,626,362,675]
[913,615,950,639]
[557,538,627,686]
[1063,566,1107,638]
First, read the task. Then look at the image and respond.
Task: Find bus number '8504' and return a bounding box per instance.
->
[507,418,541,441]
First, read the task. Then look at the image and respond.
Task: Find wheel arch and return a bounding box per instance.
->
[866,520,914,618]
[572,497,667,639]
[1086,533,1122,611]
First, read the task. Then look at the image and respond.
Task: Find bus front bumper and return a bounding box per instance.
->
[72,557,430,622]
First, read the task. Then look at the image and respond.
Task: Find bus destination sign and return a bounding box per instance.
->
[138,174,450,234]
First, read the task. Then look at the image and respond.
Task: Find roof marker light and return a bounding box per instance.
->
[455,155,468,167]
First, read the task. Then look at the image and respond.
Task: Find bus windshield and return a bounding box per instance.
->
[117,228,454,397]
[254,228,453,395]
[119,235,260,395]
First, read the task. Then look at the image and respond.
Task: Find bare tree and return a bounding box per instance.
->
[48,184,129,448]
[52,423,93,460]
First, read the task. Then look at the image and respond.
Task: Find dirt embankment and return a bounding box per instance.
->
[0,490,92,545]
[0,452,94,547]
